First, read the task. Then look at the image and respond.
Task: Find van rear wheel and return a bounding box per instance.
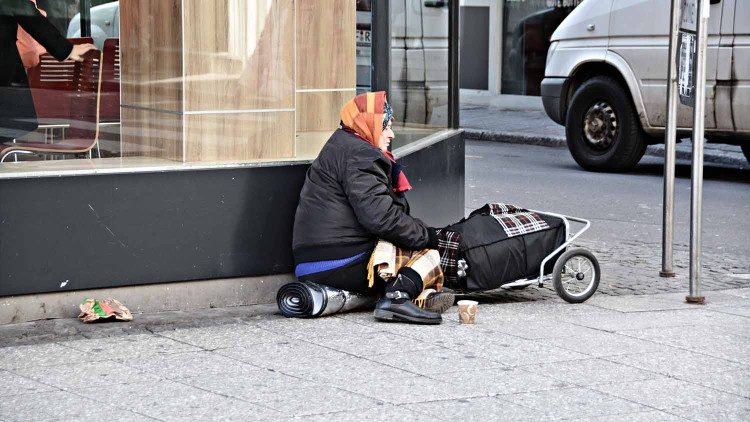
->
[566,76,646,172]
[742,144,750,164]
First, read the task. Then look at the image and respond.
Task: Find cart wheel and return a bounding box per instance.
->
[552,248,600,303]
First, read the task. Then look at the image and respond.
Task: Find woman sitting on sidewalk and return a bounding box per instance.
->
[292,91,454,324]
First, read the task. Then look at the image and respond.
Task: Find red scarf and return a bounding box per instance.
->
[383,150,412,193]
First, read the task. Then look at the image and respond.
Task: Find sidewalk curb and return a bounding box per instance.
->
[464,129,567,148]
[464,129,747,167]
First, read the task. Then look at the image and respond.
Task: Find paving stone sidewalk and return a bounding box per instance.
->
[461,238,750,304]
[1,289,749,421]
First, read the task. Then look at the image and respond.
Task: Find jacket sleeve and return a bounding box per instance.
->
[11,0,72,61]
[342,152,436,250]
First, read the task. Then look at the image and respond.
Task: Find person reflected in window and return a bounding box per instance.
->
[17,0,47,69]
[292,91,454,324]
[0,0,95,143]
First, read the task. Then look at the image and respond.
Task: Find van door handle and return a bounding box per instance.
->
[587,24,595,31]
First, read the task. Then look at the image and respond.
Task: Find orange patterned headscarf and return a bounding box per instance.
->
[340,91,388,148]
[339,92,412,193]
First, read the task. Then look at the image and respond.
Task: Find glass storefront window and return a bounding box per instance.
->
[356,0,373,93]
[1,0,459,177]
[390,0,450,149]
[0,0,362,174]
[40,0,82,39]
[66,0,119,50]
[458,0,582,97]
[500,0,583,95]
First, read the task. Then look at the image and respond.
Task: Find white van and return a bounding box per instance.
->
[541,0,749,171]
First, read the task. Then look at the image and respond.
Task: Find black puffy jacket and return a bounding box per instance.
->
[293,129,437,263]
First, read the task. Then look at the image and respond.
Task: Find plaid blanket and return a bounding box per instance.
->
[474,202,550,238]
[436,229,462,285]
[367,241,443,292]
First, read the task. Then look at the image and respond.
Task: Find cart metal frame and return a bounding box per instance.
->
[499,210,592,290]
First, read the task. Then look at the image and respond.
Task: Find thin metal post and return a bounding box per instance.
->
[687,0,709,304]
[661,0,681,278]
[80,0,92,38]
[371,0,391,93]
[448,0,460,129]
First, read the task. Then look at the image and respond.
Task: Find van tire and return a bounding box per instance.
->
[565,76,646,172]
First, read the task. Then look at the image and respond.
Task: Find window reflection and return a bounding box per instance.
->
[502,0,581,96]
[66,1,119,50]
[390,0,450,149]
[1,1,101,163]
[0,0,357,169]
[1,0,457,175]
[356,0,372,93]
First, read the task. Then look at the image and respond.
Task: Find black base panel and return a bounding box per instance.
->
[398,133,465,228]
[0,132,464,296]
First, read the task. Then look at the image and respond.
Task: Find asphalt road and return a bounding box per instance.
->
[465,140,750,258]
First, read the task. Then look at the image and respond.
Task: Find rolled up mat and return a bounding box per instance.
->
[277,281,376,318]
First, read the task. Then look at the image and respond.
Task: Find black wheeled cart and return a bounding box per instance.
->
[445,207,600,303]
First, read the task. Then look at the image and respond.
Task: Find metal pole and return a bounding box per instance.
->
[448,0,460,129]
[80,0,92,38]
[371,0,391,93]
[687,0,709,304]
[661,0,681,278]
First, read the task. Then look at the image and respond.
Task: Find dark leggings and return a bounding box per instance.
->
[298,257,377,295]
[298,256,424,298]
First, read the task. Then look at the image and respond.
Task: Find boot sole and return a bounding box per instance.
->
[373,309,442,325]
[423,292,455,314]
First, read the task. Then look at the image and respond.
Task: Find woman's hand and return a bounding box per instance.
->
[67,43,97,62]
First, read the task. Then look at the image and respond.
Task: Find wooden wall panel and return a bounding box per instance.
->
[295,131,330,160]
[120,108,183,161]
[296,0,356,89]
[296,90,355,132]
[119,0,358,163]
[120,0,183,113]
[183,0,294,111]
[185,112,294,162]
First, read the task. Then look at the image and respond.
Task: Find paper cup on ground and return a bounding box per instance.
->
[457,300,478,324]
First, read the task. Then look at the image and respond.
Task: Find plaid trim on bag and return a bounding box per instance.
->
[436,229,462,285]
[493,212,549,237]
[488,203,522,215]
[470,202,523,217]
[492,211,550,237]
[475,202,551,238]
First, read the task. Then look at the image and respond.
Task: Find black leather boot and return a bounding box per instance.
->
[373,291,442,324]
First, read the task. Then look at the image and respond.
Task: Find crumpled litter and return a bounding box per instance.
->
[78,298,133,323]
